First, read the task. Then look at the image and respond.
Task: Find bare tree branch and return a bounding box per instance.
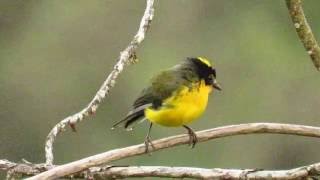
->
[286,0,320,70]
[86,165,320,179]
[45,0,155,165]
[26,123,320,179]
[2,1,320,179]
[0,160,48,179]
[2,159,320,179]
[87,165,320,179]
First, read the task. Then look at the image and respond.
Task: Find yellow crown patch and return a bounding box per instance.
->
[197,57,212,67]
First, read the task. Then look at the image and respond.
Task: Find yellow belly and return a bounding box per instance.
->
[145,80,212,127]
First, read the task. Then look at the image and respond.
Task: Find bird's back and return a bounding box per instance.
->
[134,69,191,108]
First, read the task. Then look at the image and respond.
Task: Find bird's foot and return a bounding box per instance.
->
[183,125,198,148]
[144,136,155,155]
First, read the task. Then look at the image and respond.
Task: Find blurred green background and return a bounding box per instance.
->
[1,0,320,178]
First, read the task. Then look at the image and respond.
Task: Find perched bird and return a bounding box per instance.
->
[113,57,221,152]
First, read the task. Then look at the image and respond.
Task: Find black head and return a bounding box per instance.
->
[188,57,221,90]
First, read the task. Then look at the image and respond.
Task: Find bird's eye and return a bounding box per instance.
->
[211,68,216,78]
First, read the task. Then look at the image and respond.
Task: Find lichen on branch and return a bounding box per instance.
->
[27,123,320,179]
[286,0,320,70]
[44,0,155,165]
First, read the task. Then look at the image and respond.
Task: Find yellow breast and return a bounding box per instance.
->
[145,80,212,127]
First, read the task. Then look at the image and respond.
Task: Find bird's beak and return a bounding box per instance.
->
[212,79,222,91]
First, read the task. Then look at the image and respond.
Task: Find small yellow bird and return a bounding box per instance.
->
[113,57,221,152]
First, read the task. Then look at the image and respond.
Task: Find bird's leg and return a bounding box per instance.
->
[183,125,198,148]
[144,122,155,154]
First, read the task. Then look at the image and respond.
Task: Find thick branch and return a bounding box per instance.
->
[80,164,320,179]
[0,160,49,179]
[45,0,155,165]
[2,159,320,179]
[286,0,320,70]
[27,123,320,179]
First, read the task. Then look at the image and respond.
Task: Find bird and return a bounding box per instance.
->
[112,57,221,153]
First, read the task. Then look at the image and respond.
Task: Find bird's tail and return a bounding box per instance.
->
[112,109,145,129]
[112,104,152,129]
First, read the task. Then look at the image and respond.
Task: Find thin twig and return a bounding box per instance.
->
[45,0,155,165]
[286,0,320,70]
[2,159,320,179]
[27,123,320,179]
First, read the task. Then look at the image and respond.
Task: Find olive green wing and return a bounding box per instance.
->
[112,70,185,128]
[134,70,183,108]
